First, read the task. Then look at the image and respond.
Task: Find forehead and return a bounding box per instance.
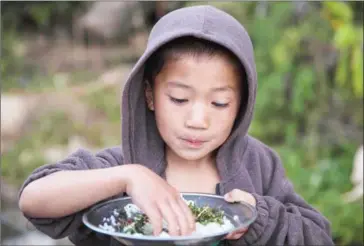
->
[156,55,241,90]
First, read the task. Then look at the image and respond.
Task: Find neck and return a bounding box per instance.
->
[165,147,216,171]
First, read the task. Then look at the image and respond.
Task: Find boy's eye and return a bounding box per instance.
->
[169,96,188,104]
[212,102,229,108]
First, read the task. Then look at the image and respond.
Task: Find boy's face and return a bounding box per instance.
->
[146,54,241,162]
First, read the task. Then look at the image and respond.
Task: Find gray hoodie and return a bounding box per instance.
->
[19,5,334,246]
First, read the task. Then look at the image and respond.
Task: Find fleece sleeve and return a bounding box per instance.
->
[229,148,334,246]
[18,146,123,242]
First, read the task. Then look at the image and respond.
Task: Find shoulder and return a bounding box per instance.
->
[95,146,123,159]
[94,146,125,166]
[34,145,125,173]
[243,135,287,193]
[244,135,283,167]
[245,135,281,158]
[236,135,283,173]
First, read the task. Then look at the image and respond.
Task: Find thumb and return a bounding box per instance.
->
[224,189,256,207]
[224,191,236,203]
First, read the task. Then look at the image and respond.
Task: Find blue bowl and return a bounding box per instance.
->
[82,193,257,246]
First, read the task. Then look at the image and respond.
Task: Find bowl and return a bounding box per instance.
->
[82,193,257,246]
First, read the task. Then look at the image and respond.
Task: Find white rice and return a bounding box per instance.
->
[98,200,235,237]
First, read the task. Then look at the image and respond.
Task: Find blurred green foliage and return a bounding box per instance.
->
[1,1,363,245]
[1,2,85,90]
[1,2,85,30]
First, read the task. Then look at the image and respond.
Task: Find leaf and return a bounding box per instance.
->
[351,44,363,98]
[323,2,353,22]
[333,24,357,48]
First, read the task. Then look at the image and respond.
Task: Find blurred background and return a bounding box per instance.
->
[1,1,363,245]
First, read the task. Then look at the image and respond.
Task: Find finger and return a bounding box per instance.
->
[225,232,232,237]
[168,198,191,236]
[224,189,242,202]
[224,192,235,203]
[177,198,196,232]
[233,227,248,234]
[139,202,163,236]
[225,227,247,240]
[224,189,256,207]
[158,199,181,236]
[227,231,245,240]
[225,232,239,240]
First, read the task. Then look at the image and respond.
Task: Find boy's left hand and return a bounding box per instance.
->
[223,189,256,240]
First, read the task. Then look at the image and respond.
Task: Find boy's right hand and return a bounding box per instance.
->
[123,164,195,236]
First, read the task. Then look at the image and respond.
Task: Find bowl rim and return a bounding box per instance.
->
[82,192,257,241]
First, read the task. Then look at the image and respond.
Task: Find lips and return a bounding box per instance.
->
[181,137,207,148]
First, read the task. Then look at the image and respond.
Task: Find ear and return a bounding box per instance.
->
[145,81,154,111]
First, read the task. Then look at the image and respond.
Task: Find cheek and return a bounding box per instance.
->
[212,106,239,131]
[153,94,181,129]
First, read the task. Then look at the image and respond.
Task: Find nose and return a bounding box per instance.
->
[185,102,209,130]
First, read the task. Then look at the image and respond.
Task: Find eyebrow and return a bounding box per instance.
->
[211,86,235,92]
[167,81,235,92]
[167,81,191,89]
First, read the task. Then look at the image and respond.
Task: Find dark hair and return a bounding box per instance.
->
[143,36,249,122]
[144,36,247,89]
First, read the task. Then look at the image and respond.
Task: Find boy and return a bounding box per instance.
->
[18,5,334,246]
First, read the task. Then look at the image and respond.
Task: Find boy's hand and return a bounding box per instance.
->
[123,164,195,236]
[223,189,256,240]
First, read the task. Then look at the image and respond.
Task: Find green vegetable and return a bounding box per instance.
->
[120,202,226,235]
[188,202,225,225]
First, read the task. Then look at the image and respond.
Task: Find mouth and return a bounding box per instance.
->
[181,137,208,148]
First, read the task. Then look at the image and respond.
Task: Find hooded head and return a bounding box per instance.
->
[121,5,257,178]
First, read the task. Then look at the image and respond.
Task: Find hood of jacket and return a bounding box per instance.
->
[121,5,257,180]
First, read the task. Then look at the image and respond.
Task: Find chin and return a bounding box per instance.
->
[173,149,215,162]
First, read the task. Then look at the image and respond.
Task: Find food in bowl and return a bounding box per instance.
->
[98,198,236,237]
